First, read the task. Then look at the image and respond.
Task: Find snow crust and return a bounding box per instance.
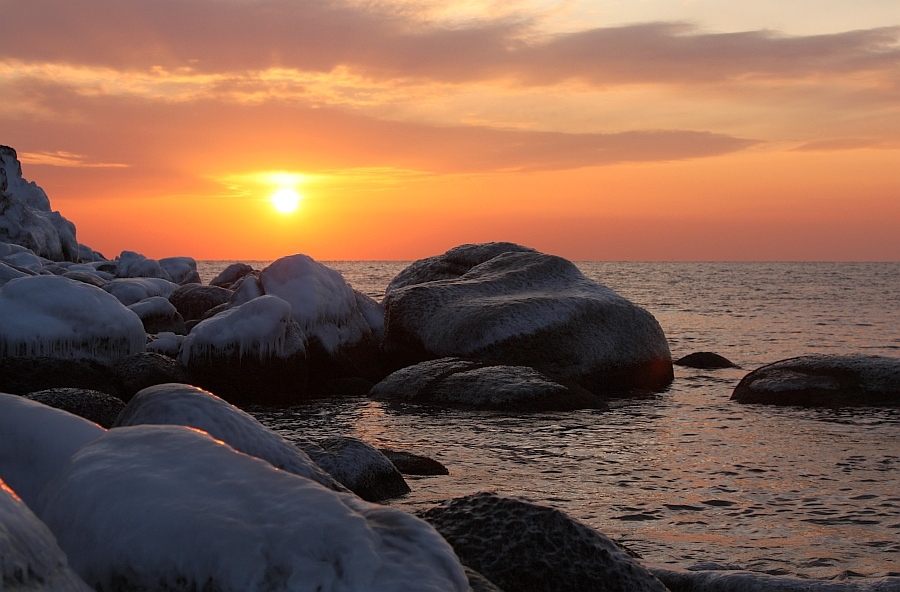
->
[0,477,93,592]
[36,425,469,592]
[114,383,345,491]
[180,295,306,364]
[103,277,178,306]
[0,393,105,510]
[0,275,147,363]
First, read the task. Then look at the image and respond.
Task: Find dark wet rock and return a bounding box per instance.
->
[649,564,900,592]
[421,492,668,592]
[674,352,739,369]
[128,296,187,335]
[299,436,410,502]
[731,355,900,407]
[62,270,108,288]
[210,262,254,288]
[0,356,121,397]
[465,566,505,592]
[168,283,232,322]
[200,301,228,320]
[369,357,609,411]
[25,387,125,428]
[379,449,450,476]
[383,243,672,395]
[114,352,190,402]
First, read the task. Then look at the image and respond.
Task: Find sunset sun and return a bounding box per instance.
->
[270,187,301,214]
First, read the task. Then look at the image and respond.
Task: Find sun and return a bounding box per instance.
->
[270,187,301,214]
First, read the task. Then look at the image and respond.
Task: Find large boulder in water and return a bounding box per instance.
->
[369,357,609,411]
[383,243,672,394]
[421,492,668,592]
[731,354,900,407]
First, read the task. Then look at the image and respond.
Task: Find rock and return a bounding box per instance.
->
[179,295,309,404]
[421,492,668,592]
[159,256,201,285]
[62,270,108,288]
[0,475,94,591]
[145,332,186,358]
[0,145,80,262]
[35,425,470,592]
[25,388,125,428]
[114,352,190,402]
[0,258,29,287]
[168,282,232,322]
[369,357,610,411]
[731,355,900,407]
[299,436,411,502]
[383,243,673,395]
[115,250,172,280]
[210,262,254,288]
[128,296,187,334]
[465,566,505,592]
[674,352,739,369]
[0,275,146,364]
[0,356,122,397]
[649,564,900,592]
[379,449,450,476]
[114,383,345,492]
[103,277,179,306]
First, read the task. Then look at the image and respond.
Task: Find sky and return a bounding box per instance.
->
[2,0,899,261]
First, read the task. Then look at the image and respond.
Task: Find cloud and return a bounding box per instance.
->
[790,137,900,151]
[18,150,130,168]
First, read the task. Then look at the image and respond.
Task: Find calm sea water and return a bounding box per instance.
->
[198,261,900,580]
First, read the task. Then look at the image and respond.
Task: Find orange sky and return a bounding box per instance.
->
[2,1,899,260]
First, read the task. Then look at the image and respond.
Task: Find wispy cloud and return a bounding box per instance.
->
[18,150,130,168]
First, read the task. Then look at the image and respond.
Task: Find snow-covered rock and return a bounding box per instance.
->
[36,425,470,592]
[103,277,178,306]
[115,250,172,280]
[370,357,610,411]
[421,492,668,592]
[168,283,232,322]
[210,262,254,288]
[61,270,108,288]
[114,383,345,492]
[180,295,309,404]
[128,296,187,334]
[25,388,125,429]
[299,437,410,502]
[732,355,900,407]
[0,275,146,364]
[0,145,80,262]
[383,243,673,394]
[0,259,29,287]
[0,393,105,510]
[0,476,93,592]
[159,256,201,285]
[146,332,185,358]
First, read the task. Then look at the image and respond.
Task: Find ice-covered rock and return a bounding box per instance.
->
[1,246,46,271]
[0,259,29,287]
[299,437,410,502]
[128,295,187,334]
[62,270,108,288]
[0,145,80,262]
[180,295,309,404]
[383,243,673,395]
[114,383,345,492]
[25,388,125,428]
[114,250,172,280]
[674,351,740,369]
[0,476,94,592]
[103,276,178,306]
[210,262,254,288]
[146,332,185,358]
[421,492,668,592]
[159,256,201,285]
[0,275,146,364]
[168,283,232,322]
[0,393,105,510]
[370,357,610,411]
[36,425,470,592]
[113,352,190,402]
[732,355,900,407]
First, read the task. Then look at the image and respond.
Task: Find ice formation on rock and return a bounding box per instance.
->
[114,383,345,492]
[128,296,187,334]
[0,145,81,262]
[36,425,470,592]
[0,476,93,592]
[0,275,146,363]
[0,259,29,287]
[159,256,201,284]
[115,250,173,280]
[0,393,105,510]
[145,332,185,358]
[103,277,178,306]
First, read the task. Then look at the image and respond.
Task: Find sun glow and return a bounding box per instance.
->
[270,187,301,214]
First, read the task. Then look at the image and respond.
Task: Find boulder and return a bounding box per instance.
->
[114,352,190,402]
[103,277,178,306]
[127,296,187,334]
[299,437,410,502]
[731,355,900,407]
[379,449,450,476]
[0,275,146,364]
[35,425,470,592]
[0,356,122,397]
[421,492,668,592]
[25,388,125,428]
[159,256,201,285]
[168,282,232,322]
[179,295,308,404]
[0,476,94,591]
[115,250,172,280]
[210,262,254,288]
[0,258,29,287]
[383,243,672,395]
[369,357,609,412]
[62,270,108,288]
[145,332,185,358]
[674,352,739,369]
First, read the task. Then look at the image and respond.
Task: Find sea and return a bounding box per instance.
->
[198,261,900,580]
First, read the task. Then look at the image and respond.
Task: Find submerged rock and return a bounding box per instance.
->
[731,355,900,407]
[370,357,609,411]
[383,243,672,395]
[379,449,450,476]
[25,388,125,428]
[674,352,739,369]
[421,492,668,592]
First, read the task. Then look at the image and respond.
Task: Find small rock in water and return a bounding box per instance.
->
[674,351,740,369]
[300,436,411,502]
[379,449,450,476]
[25,387,125,428]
